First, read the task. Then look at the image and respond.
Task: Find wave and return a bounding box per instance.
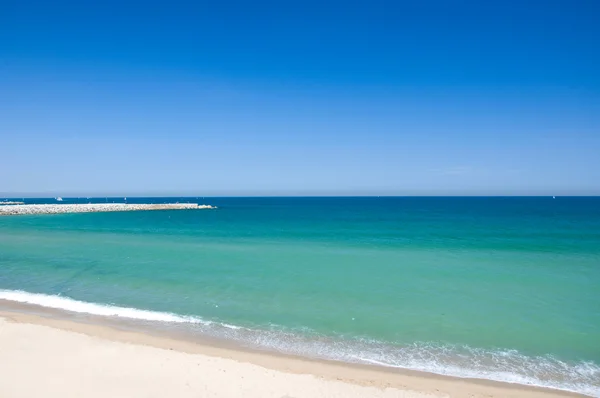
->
[1,289,598,397]
[0,289,206,324]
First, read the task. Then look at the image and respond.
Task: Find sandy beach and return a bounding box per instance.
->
[0,305,582,398]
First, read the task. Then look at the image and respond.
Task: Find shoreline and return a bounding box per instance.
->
[0,299,583,398]
[0,203,216,215]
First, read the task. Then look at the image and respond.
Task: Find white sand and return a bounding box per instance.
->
[0,314,580,398]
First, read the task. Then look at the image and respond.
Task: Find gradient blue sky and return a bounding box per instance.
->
[1,0,599,196]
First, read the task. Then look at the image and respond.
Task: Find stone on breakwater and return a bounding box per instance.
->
[0,203,216,216]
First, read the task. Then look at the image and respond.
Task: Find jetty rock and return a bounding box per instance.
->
[0,203,217,216]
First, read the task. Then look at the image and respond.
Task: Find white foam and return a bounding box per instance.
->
[241,330,600,396]
[0,290,205,324]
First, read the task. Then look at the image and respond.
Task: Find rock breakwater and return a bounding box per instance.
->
[0,203,216,216]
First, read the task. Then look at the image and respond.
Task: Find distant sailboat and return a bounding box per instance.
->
[55,197,63,202]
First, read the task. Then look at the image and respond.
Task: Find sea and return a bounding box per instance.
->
[0,197,598,396]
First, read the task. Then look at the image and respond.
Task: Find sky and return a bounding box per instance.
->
[1,0,599,196]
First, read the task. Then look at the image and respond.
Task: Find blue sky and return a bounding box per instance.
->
[1,0,599,196]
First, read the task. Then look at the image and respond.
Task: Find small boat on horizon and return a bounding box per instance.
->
[55,197,63,202]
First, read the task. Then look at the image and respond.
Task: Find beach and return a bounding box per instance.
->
[5,0,598,395]
[1,197,598,396]
[0,304,581,398]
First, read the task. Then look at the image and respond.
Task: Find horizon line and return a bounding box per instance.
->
[2,194,599,199]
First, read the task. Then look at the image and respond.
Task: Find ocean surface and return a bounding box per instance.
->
[1,197,599,396]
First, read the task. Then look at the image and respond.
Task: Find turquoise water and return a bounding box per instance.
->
[1,197,599,395]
